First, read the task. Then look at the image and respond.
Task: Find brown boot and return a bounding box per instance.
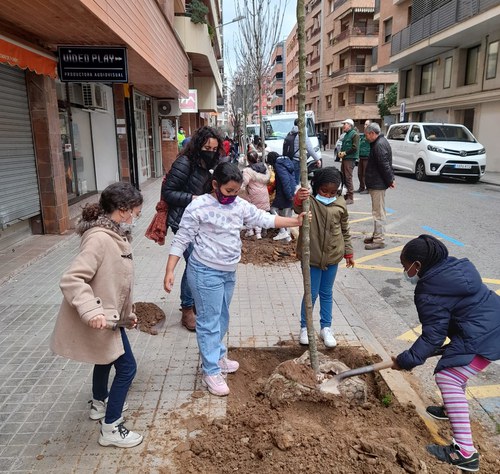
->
[181,307,196,331]
[363,236,374,244]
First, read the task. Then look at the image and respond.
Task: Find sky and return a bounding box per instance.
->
[222,0,297,77]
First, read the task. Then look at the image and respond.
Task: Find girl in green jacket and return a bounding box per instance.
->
[294,167,355,348]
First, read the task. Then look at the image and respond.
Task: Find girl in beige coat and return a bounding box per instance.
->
[50,182,143,448]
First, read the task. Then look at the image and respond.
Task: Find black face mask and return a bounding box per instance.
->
[200,150,217,163]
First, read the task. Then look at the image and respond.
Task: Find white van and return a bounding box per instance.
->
[386,122,486,183]
[262,111,321,159]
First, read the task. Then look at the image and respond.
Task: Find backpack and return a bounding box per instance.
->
[282,131,298,159]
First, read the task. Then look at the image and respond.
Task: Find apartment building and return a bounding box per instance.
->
[285,24,299,112]
[269,41,286,114]
[0,0,222,243]
[375,0,500,171]
[284,0,397,146]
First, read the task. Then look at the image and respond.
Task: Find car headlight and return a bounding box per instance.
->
[478,148,485,154]
[427,145,444,153]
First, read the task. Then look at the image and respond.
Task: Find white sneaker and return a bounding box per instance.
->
[218,356,239,373]
[89,398,129,420]
[99,417,143,448]
[299,327,309,345]
[320,327,337,348]
[202,373,230,396]
[273,230,290,241]
[245,229,254,237]
[255,233,262,240]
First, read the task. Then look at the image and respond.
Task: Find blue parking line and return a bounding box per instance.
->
[469,192,487,199]
[385,207,396,214]
[429,183,448,189]
[421,226,465,247]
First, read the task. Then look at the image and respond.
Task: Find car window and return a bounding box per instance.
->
[423,125,476,142]
[387,125,409,140]
[409,125,421,142]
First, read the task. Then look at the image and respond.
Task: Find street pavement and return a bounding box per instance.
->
[0,158,499,472]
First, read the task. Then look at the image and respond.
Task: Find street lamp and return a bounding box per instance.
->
[216,15,245,29]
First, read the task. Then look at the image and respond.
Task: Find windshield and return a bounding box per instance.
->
[263,117,315,140]
[423,125,476,143]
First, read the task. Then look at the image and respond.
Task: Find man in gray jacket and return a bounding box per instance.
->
[286,119,321,184]
[364,122,395,250]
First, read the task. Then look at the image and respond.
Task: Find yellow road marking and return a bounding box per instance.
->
[466,385,500,400]
[496,289,500,296]
[351,231,419,239]
[356,245,405,264]
[356,264,403,273]
[483,277,500,285]
[397,326,422,342]
[350,216,375,224]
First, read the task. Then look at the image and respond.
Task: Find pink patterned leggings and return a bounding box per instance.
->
[435,355,490,455]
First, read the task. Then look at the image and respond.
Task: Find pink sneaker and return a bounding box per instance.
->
[202,373,230,396]
[218,356,239,373]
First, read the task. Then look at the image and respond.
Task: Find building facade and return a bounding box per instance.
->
[269,41,286,114]
[0,0,222,244]
[375,0,500,171]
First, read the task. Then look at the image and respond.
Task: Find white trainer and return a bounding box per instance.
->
[255,233,262,240]
[320,327,337,348]
[273,230,289,241]
[245,229,254,237]
[99,417,143,448]
[299,327,309,345]
[89,398,129,420]
[218,356,239,373]
[202,373,230,396]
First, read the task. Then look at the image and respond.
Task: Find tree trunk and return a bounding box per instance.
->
[297,0,319,373]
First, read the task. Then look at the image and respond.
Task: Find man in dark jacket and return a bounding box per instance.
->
[364,122,395,250]
[357,120,371,194]
[337,119,359,204]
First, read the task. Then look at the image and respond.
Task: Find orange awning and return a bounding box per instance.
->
[0,36,57,78]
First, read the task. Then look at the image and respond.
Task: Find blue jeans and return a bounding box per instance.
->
[92,328,137,424]
[187,257,236,375]
[293,159,300,185]
[300,264,338,329]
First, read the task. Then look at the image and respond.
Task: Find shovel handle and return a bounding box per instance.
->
[336,359,394,381]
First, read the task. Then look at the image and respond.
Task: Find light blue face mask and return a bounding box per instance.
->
[315,194,337,206]
[404,261,420,285]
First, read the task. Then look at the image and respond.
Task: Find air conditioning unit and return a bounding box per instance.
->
[68,83,84,106]
[158,100,182,117]
[82,83,108,110]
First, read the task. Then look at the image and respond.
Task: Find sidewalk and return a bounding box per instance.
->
[0,178,482,472]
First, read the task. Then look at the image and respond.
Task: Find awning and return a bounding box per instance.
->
[0,35,57,78]
[338,7,375,21]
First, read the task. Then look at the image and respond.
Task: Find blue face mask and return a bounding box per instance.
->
[404,262,420,285]
[315,194,337,206]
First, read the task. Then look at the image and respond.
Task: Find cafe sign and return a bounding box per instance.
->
[57,46,128,82]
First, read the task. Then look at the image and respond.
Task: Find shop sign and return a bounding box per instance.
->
[58,46,128,82]
[179,89,198,113]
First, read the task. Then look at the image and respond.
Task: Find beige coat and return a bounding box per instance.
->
[50,227,135,364]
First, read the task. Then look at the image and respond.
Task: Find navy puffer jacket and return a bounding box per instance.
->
[272,156,296,209]
[161,155,214,232]
[396,257,500,373]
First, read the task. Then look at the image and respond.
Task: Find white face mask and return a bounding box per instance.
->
[404,261,420,285]
[120,211,139,233]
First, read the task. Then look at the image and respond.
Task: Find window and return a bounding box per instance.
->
[327,63,333,76]
[326,95,332,109]
[403,69,412,98]
[329,0,334,13]
[355,89,365,104]
[409,125,422,142]
[486,41,499,80]
[338,92,346,107]
[387,124,409,141]
[420,61,437,94]
[328,31,334,45]
[465,46,480,85]
[443,57,452,89]
[383,18,393,43]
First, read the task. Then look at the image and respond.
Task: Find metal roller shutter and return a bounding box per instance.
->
[0,63,40,229]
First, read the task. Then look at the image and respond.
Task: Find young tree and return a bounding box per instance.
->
[234,0,287,156]
[378,83,397,119]
[296,0,319,374]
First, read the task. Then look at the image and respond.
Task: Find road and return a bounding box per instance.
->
[320,148,500,434]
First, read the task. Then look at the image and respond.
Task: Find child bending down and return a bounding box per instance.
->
[393,234,500,472]
[241,150,270,239]
[164,162,305,397]
[294,167,354,348]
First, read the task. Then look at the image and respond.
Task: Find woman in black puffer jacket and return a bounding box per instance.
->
[162,126,223,330]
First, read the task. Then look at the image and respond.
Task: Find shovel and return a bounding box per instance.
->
[320,360,394,394]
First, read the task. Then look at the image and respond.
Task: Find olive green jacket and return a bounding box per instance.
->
[341,129,360,160]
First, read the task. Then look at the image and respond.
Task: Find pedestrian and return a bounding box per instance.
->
[163,162,306,396]
[50,182,144,448]
[161,126,222,331]
[223,136,231,157]
[177,126,186,151]
[363,122,395,250]
[293,167,355,348]
[392,234,500,472]
[336,119,359,204]
[267,151,296,243]
[241,150,271,239]
[322,130,329,151]
[283,118,321,185]
[357,120,371,194]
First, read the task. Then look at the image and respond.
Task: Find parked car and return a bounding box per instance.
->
[386,122,486,183]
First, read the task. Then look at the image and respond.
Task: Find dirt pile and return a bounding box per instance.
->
[240,230,298,266]
[170,346,500,473]
[134,302,165,335]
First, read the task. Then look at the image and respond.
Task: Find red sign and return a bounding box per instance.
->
[180,89,198,113]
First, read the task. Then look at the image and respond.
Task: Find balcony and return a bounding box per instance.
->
[330,65,370,78]
[334,26,379,43]
[391,0,500,57]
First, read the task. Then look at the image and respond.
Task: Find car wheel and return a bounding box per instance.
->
[465,176,480,184]
[415,159,427,181]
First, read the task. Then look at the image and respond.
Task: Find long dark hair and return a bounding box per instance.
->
[401,234,449,276]
[180,126,224,169]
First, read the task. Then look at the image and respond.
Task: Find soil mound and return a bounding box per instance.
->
[134,302,165,335]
